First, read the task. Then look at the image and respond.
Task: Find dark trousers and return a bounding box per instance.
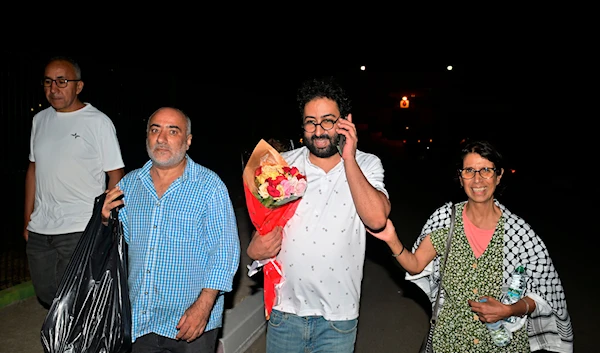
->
[26,231,83,308]
[132,329,219,353]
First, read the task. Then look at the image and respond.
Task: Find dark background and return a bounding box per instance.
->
[4,48,591,203]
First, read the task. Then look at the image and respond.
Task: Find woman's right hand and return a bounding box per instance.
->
[366,218,398,244]
[102,186,124,224]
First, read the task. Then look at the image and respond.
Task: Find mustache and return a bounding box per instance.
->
[152,144,171,151]
[311,135,331,141]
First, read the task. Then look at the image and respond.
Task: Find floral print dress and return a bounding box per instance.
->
[429,203,529,353]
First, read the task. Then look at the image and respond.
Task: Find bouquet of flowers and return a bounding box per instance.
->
[243,139,307,319]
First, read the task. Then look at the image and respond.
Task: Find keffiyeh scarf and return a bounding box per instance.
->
[406,200,573,353]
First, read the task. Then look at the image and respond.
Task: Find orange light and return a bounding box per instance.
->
[511,169,516,174]
[400,96,410,108]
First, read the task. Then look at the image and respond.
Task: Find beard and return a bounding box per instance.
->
[146,140,187,168]
[304,133,340,158]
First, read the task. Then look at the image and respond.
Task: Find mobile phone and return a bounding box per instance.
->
[337,116,347,155]
[337,134,346,155]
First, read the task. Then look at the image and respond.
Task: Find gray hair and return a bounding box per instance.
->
[47,56,82,80]
[146,107,191,136]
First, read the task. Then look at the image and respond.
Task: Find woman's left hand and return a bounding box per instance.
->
[468,296,511,323]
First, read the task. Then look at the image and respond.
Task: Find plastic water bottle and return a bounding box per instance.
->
[479,298,511,346]
[501,265,528,323]
[485,320,511,347]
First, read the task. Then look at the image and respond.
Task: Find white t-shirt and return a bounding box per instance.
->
[27,103,125,234]
[273,147,388,321]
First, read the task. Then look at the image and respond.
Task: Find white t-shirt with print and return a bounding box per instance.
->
[273,147,388,321]
[27,103,125,234]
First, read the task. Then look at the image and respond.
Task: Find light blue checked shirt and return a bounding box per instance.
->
[117,155,240,342]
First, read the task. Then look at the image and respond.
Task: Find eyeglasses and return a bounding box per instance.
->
[302,116,340,133]
[41,78,81,88]
[459,167,498,179]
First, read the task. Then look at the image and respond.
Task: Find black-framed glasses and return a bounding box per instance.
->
[459,167,498,179]
[302,116,341,133]
[41,78,81,88]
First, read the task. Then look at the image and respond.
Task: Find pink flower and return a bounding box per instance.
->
[293,178,307,196]
[279,179,295,198]
[254,162,307,208]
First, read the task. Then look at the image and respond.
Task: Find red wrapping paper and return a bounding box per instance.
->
[243,139,304,320]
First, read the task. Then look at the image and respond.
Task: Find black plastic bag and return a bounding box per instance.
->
[41,192,131,353]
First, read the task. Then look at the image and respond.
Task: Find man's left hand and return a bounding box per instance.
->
[175,304,209,342]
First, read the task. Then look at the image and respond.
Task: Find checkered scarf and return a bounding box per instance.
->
[406,200,573,353]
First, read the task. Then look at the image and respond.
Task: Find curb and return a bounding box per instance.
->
[0,281,35,309]
[217,290,266,353]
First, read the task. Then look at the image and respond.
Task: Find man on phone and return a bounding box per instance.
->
[247,76,391,353]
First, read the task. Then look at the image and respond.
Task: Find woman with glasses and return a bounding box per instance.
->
[367,140,573,353]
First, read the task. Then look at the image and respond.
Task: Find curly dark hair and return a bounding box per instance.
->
[296,76,352,120]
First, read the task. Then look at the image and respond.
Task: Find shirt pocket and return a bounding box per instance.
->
[164,209,200,244]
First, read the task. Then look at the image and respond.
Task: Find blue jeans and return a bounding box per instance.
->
[26,231,83,308]
[266,309,358,353]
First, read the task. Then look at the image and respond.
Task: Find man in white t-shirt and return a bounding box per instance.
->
[24,55,125,308]
[247,76,391,353]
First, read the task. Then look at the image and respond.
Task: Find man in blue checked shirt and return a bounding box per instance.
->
[101,107,240,352]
